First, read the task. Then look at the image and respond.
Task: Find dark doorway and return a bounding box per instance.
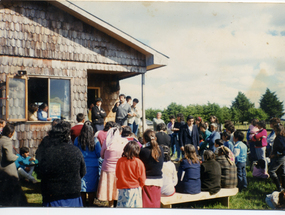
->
[87,87,100,107]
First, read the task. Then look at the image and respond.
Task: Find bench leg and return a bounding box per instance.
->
[220,197,229,208]
[161,204,172,208]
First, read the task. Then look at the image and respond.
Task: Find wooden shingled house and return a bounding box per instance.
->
[0,0,168,155]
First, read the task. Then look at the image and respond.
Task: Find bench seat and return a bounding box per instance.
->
[160,188,238,208]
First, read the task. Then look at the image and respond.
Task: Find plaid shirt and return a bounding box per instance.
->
[216,155,238,188]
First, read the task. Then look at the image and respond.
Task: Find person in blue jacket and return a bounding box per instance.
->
[206,123,221,152]
[233,130,247,192]
[175,144,201,194]
[15,147,38,183]
[37,103,52,121]
[74,121,101,207]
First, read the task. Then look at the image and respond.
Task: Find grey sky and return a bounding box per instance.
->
[72,1,285,111]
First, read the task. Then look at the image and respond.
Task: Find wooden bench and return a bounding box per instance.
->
[160,188,238,208]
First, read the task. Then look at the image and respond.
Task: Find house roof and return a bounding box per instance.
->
[49,0,169,72]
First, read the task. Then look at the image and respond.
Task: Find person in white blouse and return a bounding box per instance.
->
[127,98,141,136]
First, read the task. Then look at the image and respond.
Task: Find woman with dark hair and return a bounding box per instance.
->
[37,121,86,207]
[175,144,201,194]
[156,123,171,148]
[122,126,142,147]
[0,123,18,178]
[201,150,221,195]
[161,145,178,196]
[195,116,203,133]
[96,121,115,147]
[268,123,285,191]
[37,103,52,121]
[28,103,38,121]
[116,141,146,207]
[74,121,101,207]
[139,129,164,208]
[97,124,128,207]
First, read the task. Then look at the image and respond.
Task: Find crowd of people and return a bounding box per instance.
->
[0,96,285,209]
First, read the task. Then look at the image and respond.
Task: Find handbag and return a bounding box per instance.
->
[254,138,263,147]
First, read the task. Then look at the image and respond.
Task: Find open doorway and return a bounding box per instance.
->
[87,87,100,108]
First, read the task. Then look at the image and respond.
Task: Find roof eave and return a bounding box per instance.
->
[50,0,169,70]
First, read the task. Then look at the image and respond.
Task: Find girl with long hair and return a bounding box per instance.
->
[139,129,164,208]
[116,141,146,207]
[74,121,101,207]
[175,144,201,194]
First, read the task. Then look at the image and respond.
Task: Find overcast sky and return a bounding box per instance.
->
[72,1,285,111]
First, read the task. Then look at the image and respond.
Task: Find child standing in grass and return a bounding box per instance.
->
[233,130,248,192]
[116,141,146,208]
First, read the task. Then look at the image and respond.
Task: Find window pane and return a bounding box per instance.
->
[49,79,70,120]
[28,78,48,105]
[8,78,26,120]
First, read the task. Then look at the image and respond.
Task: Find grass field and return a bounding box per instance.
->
[21,165,277,209]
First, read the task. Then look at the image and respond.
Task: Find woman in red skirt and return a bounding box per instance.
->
[139,129,164,208]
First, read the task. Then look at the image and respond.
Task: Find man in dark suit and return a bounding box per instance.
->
[92,98,106,134]
[179,115,200,155]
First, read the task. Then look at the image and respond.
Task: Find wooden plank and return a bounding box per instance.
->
[160,188,238,206]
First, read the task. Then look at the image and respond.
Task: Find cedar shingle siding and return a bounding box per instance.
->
[0,1,146,67]
[0,1,147,155]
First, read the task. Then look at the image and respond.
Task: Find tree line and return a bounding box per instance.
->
[146,88,284,124]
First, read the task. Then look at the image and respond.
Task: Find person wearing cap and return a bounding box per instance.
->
[205,123,221,152]
[112,94,132,126]
[92,98,106,133]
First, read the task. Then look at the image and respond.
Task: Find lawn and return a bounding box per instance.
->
[21,166,276,209]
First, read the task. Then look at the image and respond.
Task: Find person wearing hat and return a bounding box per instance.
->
[92,98,106,133]
[205,123,221,152]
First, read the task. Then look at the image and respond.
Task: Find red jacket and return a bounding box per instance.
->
[116,157,146,189]
[70,124,83,143]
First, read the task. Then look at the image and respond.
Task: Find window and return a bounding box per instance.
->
[0,75,71,122]
[4,76,28,121]
[50,79,70,120]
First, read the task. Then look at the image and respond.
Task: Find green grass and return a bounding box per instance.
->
[20,172,42,207]
[22,166,277,209]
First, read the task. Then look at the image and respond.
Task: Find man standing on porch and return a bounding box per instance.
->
[112,94,132,126]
